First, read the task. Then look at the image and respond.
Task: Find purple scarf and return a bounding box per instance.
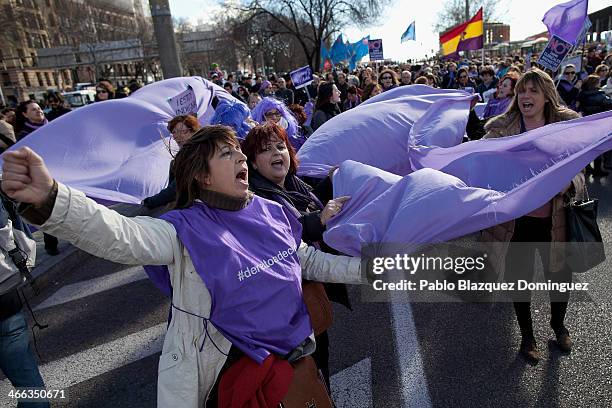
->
[144,196,312,363]
[23,119,48,133]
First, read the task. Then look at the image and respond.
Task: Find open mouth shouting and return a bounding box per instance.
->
[271,158,285,170]
[235,168,248,186]
[522,102,534,111]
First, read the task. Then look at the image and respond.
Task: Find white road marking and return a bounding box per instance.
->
[35,267,147,311]
[390,297,433,407]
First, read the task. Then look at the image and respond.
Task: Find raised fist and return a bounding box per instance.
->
[1,147,54,206]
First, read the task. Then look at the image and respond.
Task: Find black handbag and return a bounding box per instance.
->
[565,185,606,273]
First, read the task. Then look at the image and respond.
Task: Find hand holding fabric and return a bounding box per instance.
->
[1,147,54,207]
[320,196,350,226]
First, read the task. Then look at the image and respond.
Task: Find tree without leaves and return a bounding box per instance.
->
[223,12,308,73]
[234,0,391,71]
[434,0,507,34]
[53,0,125,81]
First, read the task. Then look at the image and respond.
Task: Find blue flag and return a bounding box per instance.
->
[401,21,416,43]
[348,36,370,70]
[329,34,351,65]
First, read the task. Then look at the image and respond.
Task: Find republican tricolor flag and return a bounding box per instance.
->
[439,8,484,57]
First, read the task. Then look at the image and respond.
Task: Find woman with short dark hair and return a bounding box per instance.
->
[95,80,115,102]
[311,82,341,131]
[15,100,47,141]
[2,125,362,406]
[45,92,72,122]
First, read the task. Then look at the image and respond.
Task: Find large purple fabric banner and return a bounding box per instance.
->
[297,85,473,178]
[1,77,241,203]
[324,111,612,256]
[542,0,588,44]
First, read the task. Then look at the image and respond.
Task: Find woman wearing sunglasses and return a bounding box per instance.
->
[94,81,115,102]
[378,69,399,92]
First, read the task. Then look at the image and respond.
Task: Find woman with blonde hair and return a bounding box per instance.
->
[481,68,585,364]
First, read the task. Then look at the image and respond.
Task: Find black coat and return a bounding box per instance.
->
[578,89,612,116]
[311,103,341,131]
[248,170,351,309]
[46,106,72,122]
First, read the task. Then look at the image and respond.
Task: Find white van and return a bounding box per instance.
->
[62,90,96,108]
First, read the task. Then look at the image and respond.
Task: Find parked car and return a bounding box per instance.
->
[62,90,96,108]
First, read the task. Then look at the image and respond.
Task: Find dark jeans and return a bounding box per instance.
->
[506,217,571,339]
[0,311,49,407]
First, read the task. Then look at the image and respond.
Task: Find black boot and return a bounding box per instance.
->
[519,336,540,364]
[514,302,539,364]
[551,302,571,353]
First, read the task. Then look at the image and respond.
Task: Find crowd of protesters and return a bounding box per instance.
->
[1,39,611,406]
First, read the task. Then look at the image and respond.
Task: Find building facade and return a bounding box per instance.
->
[484,23,510,45]
[0,0,147,105]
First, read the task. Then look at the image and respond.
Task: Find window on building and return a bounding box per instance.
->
[45,72,52,85]
[36,72,43,86]
[23,72,31,87]
[2,73,11,86]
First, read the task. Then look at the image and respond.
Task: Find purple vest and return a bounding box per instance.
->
[144,196,312,363]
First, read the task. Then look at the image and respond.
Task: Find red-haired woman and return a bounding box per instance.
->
[243,123,352,388]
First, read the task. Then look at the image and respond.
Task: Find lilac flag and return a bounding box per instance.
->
[542,0,588,43]
[1,77,243,204]
[323,111,612,256]
[297,85,473,178]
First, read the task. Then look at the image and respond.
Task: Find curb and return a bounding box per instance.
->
[21,203,165,300]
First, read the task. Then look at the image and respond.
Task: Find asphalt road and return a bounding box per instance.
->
[0,174,610,408]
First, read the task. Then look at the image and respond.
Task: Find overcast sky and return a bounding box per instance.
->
[168,0,611,61]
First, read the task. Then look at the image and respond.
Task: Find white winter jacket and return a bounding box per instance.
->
[36,183,363,407]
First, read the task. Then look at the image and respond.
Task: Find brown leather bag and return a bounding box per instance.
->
[301,281,333,336]
[280,356,333,408]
